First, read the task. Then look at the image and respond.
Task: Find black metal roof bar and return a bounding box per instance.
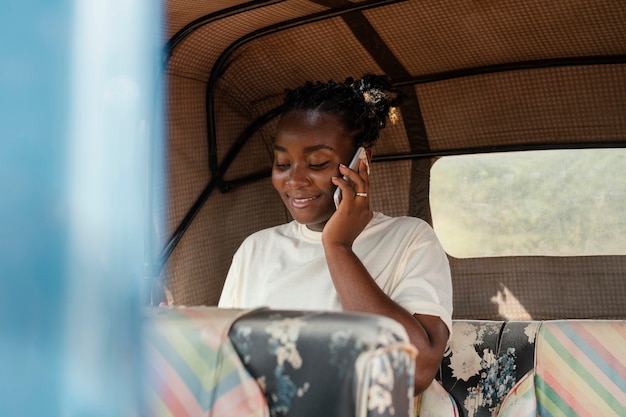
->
[156,105,284,273]
[156,176,219,274]
[393,55,626,86]
[215,140,626,191]
[373,141,626,162]
[219,168,274,193]
[215,105,286,190]
[163,0,283,60]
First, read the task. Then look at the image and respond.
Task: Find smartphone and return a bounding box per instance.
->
[333,146,367,209]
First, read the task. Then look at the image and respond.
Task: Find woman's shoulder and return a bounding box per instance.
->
[365,213,442,249]
[371,212,433,231]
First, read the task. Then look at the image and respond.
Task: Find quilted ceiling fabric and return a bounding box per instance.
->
[158,0,626,317]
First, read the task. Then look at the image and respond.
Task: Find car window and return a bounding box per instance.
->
[430,149,626,258]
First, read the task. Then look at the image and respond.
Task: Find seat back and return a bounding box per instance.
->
[229,309,417,417]
[143,307,269,417]
[498,320,626,417]
[438,320,542,417]
[534,320,626,417]
[438,320,505,416]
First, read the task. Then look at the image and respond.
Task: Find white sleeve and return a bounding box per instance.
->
[390,223,453,335]
[217,245,244,308]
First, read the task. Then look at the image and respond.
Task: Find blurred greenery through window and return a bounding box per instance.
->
[430,149,626,258]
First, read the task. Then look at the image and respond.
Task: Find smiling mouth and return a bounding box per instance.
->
[289,195,318,208]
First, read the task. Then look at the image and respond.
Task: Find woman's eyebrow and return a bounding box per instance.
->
[273,144,335,153]
[273,144,288,152]
[304,144,335,153]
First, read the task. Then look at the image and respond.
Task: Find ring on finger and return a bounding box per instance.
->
[355,192,368,197]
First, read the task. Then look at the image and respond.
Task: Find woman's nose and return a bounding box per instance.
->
[287,164,310,187]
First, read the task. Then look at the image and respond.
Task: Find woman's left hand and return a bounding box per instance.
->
[322,157,373,248]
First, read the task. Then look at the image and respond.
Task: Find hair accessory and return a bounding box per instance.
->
[352,77,400,127]
[362,88,385,106]
[388,106,399,124]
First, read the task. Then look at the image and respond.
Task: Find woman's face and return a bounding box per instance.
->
[272,109,356,231]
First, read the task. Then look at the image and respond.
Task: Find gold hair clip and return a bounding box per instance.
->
[362,88,384,105]
[388,106,399,124]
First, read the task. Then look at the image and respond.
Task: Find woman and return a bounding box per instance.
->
[218,74,452,394]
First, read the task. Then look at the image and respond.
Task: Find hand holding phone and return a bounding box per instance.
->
[333,146,368,209]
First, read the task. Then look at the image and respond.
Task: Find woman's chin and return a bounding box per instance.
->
[291,213,332,231]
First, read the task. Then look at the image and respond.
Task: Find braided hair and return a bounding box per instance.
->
[282,74,400,148]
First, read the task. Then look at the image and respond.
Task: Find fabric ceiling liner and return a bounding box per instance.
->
[158,0,626,320]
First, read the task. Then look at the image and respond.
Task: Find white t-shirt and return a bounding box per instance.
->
[218,212,453,333]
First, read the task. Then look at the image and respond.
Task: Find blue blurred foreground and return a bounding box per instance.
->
[0,1,164,415]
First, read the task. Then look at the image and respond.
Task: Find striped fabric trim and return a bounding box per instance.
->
[497,371,536,417]
[144,308,269,417]
[534,321,626,417]
[416,380,460,417]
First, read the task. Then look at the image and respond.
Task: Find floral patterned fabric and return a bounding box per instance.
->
[229,310,417,417]
[496,321,539,400]
[438,321,540,417]
[439,321,505,417]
